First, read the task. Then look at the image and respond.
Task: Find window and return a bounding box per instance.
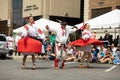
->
[92,7,112,18]
[0,35,6,41]
[12,0,23,29]
[116,6,120,9]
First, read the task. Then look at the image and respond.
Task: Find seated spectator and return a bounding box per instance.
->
[111,50,120,65]
[98,50,105,62]
[111,43,117,54]
[66,45,74,61]
[91,46,99,63]
[116,45,120,59]
[65,46,81,62]
[99,46,112,64]
[70,46,83,62]
[66,46,73,57]
[72,46,81,61]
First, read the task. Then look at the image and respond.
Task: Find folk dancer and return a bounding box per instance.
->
[46,21,79,69]
[18,16,45,70]
[69,23,103,68]
[80,23,97,68]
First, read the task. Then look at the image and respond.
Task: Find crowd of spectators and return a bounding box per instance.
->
[64,43,120,65]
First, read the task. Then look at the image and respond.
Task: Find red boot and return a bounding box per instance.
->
[54,58,59,69]
[61,60,65,69]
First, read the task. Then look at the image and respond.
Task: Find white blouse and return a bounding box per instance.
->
[22,24,45,39]
[82,29,92,40]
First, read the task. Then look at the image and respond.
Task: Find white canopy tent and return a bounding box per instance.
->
[75,9,120,29]
[13,18,73,33]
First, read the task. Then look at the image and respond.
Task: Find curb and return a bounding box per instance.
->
[12,55,42,60]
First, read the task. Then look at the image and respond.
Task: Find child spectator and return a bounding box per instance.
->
[91,46,99,63]
[111,49,120,65]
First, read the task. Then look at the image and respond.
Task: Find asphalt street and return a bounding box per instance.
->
[0,57,120,80]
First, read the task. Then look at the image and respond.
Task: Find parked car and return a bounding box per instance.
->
[0,34,9,59]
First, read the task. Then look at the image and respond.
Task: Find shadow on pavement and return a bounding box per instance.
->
[0,56,13,60]
[20,67,51,70]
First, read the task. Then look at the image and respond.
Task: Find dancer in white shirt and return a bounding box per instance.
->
[46,21,79,69]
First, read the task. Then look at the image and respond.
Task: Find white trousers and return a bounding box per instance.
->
[55,43,67,59]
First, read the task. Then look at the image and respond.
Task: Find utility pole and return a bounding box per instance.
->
[119,25,120,44]
[8,0,13,36]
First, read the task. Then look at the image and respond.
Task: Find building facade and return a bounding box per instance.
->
[0,0,23,30]
[0,0,9,20]
[1,0,120,26]
[0,0,120,38]
[22,0,83,26]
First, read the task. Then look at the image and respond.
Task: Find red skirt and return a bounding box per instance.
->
[17,37,42,54]
[69,38,103,46]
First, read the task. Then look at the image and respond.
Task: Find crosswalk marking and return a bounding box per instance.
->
[51,62,77,66]
[105,65,117,72]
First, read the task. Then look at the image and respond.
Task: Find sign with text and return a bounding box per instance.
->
[24,4,39,12]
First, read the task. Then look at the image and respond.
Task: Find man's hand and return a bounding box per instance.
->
[74,26,80,31]
[45,25,49,30]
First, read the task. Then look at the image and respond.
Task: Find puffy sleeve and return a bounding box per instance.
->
[33,25,45,39]
[37,28,45,39]
[67,27,77,34]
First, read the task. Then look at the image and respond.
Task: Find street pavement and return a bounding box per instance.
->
[0,56,120,80]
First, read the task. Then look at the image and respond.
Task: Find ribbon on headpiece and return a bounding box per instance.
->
[24,15,35,25]
[80,22,86,31]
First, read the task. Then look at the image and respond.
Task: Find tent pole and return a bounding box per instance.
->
[115,28,116,39]
[118,24,120,44]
